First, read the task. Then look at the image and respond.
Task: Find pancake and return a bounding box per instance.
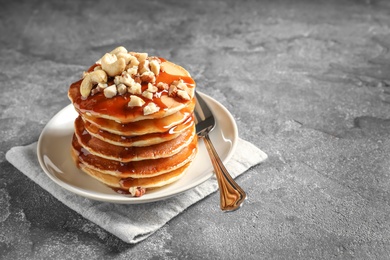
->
[83,115,194,147]
[81,98,195,136]
[71,129,197,178]
[78,161,191,190]
[71,135,197,178]
[68,60,195,123]
[68,46,198,197]
[74,115,196,162]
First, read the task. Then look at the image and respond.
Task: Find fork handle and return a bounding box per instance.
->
[203,134,247,211]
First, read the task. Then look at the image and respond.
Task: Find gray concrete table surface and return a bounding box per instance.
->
[2,0,390,259]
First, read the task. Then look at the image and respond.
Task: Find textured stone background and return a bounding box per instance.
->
[2,0,390,259]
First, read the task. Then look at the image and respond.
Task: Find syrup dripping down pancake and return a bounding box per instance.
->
[80,98,195,136]
[83,114,194,147]
[74,115,196,162]
[71,134,198,178]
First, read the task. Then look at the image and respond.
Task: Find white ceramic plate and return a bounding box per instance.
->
[37,92,238,203]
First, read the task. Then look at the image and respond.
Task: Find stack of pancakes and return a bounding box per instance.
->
[68,47,198,197]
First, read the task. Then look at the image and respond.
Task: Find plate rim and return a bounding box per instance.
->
[37,92,238,204]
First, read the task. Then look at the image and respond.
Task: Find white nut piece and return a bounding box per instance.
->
[177,89,191,100]
[128,82,142,95]
[168,84,177,97]
[150,59,160,75]
[128,55,140,68]
[117,83,127,95]
[114,72,135,87]
[177,82,187,90]
[143,102,159,115]
[101,53,126,77]
[129,186,146,197]
[97,83,108,92]
[127,66,138,76]
[117,52,134,64]
[142,90,153,100]
[147,83,158,93]
[80,70,108,98]
[140,71,155,83]
[134,52,148,63]
[109,46,128,55]
[104,84,117,98]
[139,60,150,74]
[157,82,169,90]
[128,95,145,107]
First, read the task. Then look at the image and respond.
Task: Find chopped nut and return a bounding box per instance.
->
[139,60,150,74]
[168,84,178,97]
[117,83,127,95]
[177,82,187,90]
[128,82,142,94]
[128,95,145,107]
[150,59,160,75]
[157,82,169,90]
[114,76,120,85]
[116,52,134,65]
[126,66,138,77]
[134,52,148,63]
[177,89,190,100]
[143,102,159,115]
[115,72,135,87]
[95,46,127,65]
[167,79,192,100]
[79,49,193,101]
[142,90,153,100]
[97,83,108,92]
[128,55,140,68]
[109,46,128,55]
[129,187,146,197]
[104,84,117,98]
[147,83,158,93]
[134,75,141,84]
[140,71,155,83]
[171,79,182,86]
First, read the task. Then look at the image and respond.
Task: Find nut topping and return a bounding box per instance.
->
[150,59,160,76]
[80,70,107,98]
[142,90,153,100]
[129,187,146,197]
[117,83,127,95]
[177,89,191,100]
[101,53,126,77]
[143,102,159,115]
[103,84,117,98]
[79,46,193,115]
[128,95,145,107]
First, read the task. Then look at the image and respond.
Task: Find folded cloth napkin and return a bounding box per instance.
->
[6,138,267,244]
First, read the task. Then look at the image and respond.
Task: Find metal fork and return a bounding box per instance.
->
[194,91,246,211]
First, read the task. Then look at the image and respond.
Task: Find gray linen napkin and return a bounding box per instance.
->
[6,138,267,244]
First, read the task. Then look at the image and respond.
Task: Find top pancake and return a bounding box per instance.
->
[68,56,196,123]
